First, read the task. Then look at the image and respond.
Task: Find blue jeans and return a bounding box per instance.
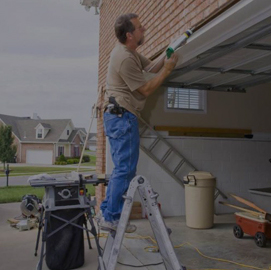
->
[101,111,140,222]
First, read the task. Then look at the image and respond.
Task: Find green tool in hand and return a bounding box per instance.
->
[166,47,175,59]
[166,29,193,58]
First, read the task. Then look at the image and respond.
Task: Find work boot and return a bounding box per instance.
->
[98,217,117,231]
[122,221,137,233]
[99,217,137,233]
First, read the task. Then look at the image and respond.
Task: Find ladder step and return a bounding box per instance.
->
[173,160,185,174]
[139,126,148,136]
[148,138,160,152]
[160,148,173,163]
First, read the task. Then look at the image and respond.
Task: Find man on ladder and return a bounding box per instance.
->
[97,13,178,232]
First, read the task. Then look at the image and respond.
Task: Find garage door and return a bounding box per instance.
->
[26,150,53,165]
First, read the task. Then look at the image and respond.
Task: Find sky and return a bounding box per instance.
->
[0,0,100,131]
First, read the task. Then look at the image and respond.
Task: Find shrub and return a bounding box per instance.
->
[57,154,67,162]
[82,155,90,162]
[55,161,67,165]
[66,159,73,164]
[66,158,80,164]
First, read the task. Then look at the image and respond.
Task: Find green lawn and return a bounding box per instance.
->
[0,184,96,204]
[81,151,96,166]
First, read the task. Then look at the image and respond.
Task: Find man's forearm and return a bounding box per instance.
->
[138,52,178,97]
[137,67,171,97]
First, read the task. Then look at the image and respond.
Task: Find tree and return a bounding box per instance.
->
[0,125,17,169]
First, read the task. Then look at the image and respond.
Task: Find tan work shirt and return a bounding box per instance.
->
[105,43,151,116]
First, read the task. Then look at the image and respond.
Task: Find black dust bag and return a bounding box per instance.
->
[45,209,85,270]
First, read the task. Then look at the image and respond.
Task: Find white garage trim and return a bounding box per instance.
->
[26,150,53,165]
[174,0,271,67]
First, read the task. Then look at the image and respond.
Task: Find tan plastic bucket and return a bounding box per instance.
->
[183,171,216,229]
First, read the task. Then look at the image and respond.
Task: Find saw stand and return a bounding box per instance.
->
[100,175,186,270]
[29,173,109,270]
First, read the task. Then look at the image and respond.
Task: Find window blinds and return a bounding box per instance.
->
[167,87,204,111]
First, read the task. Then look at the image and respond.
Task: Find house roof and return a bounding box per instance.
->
[0,114,30,139]
[39,123,51,129]
[58,129,97,144]
[59,128,87,143]
[78,128,87,134]
[88,133,97,141]
[0,113,71,142]
[164,0,271,93]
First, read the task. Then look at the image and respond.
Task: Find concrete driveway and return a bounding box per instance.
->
[0,203,164,270]
[0,203,101,270]
[0,202,270,270]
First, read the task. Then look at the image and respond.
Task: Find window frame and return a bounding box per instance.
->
[36,128,43,139]
[164,87,207,114]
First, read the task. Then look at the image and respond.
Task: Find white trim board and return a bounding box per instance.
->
[175,0,271,67]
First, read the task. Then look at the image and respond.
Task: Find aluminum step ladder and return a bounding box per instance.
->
[138,117,226,200]
[100,175,186,270]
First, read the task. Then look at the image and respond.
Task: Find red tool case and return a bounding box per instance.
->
[233,212,271,247]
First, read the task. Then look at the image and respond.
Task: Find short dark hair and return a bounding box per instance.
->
[115,13,138,44]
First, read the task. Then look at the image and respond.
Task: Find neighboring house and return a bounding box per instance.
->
[88,133,97,151]
[0,114,88,165]
[95,0,271,216]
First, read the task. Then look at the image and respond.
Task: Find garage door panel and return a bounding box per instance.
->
[26,150,53,165]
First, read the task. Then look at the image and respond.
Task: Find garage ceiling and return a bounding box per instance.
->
[164,0,271,93]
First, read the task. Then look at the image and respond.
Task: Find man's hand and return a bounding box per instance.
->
[164,53,178,72]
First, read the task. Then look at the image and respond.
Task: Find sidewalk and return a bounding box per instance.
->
[0,162,95,168]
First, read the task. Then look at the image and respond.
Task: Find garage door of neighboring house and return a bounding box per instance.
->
[26,150,53,165]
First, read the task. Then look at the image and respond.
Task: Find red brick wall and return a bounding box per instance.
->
[96,0,236,207]
[72,134,82,157]
[13,137,21,163]
[95,86,106,208]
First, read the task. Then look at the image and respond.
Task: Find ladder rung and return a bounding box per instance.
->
[139,126,148,136]
[160,149,173,164]
[148,138,160,152]
[173,160,185,174]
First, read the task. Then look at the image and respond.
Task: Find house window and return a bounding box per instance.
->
[67,130,70,136]
[166,87,206,112]
[58,146,64,156]
[37,128,43,139]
